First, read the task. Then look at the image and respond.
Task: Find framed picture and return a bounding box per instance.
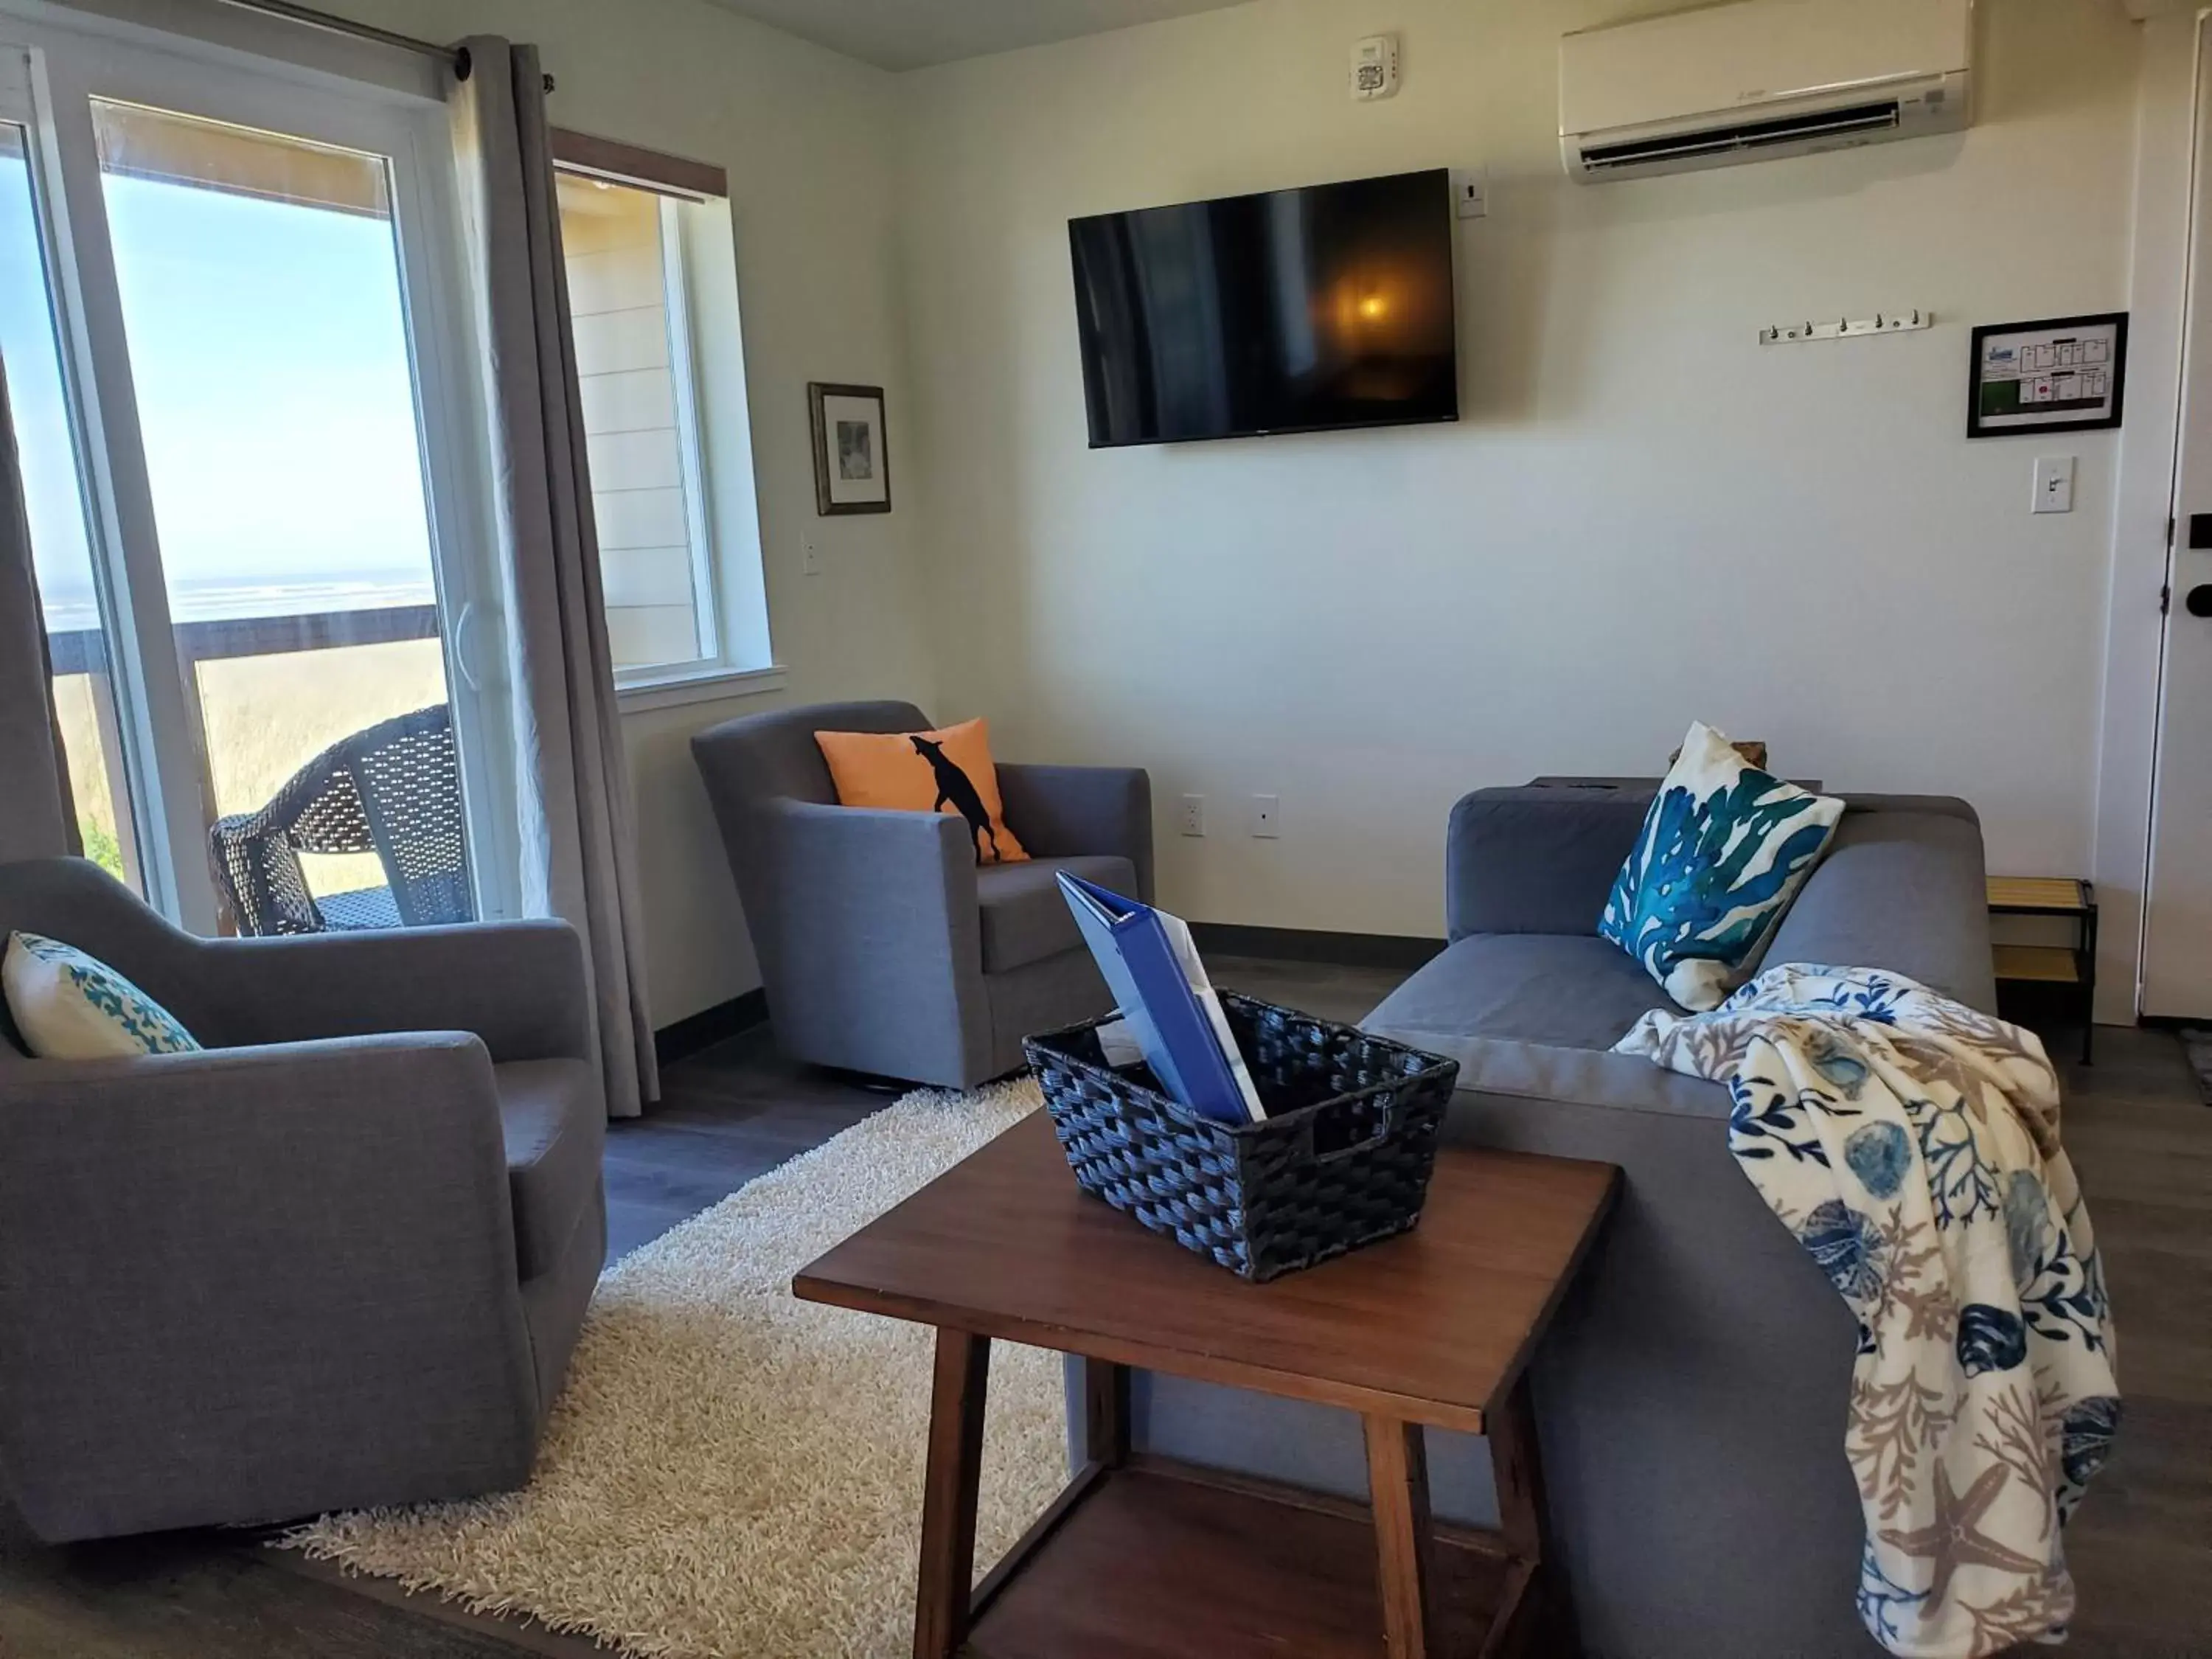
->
[808,383,891,515]
[1967,313,2128,439]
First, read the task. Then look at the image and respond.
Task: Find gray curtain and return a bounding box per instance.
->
[449,40,658,1118]
[0,355,80,866]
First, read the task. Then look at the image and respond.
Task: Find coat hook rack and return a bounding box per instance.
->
[1759,308,1931,346]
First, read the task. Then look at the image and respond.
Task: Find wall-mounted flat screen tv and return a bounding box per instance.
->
[1068,167,1458,448]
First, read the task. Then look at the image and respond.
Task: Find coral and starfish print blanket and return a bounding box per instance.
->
[1614,964,2121,1658]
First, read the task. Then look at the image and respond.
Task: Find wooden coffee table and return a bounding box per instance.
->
[794,1110,1619,1659]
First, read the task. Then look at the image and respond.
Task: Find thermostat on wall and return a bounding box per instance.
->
[1351,34,1399,100]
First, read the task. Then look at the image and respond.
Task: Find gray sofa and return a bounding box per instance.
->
[1119,785,1995,1659]
[692,701,1152,1088]
[0,857,604,1543]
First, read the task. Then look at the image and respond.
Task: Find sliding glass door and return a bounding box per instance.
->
[1,18,511,934]
[0,101,145,890]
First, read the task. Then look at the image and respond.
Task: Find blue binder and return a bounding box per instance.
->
[1057,872,1260,1125]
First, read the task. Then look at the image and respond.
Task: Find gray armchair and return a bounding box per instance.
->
[691,700,1152,1088]
[0,857,605,1543]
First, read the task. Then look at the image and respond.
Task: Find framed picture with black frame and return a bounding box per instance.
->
[808,382,891,515]
[1967,313,2128,439]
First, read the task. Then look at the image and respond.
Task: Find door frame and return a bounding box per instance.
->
[2093,7,2207,1023]
[0,2,518,930]
[1,44,187,914]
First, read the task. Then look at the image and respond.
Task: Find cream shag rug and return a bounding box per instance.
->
[278,1077,1066,1659]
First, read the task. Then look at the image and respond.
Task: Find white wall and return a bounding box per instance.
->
[327,0,936,1024]
[898,0,2146,939]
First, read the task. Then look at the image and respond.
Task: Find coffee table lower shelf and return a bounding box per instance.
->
[961,1456,1533,1659]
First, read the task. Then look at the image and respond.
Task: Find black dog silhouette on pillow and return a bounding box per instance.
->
[910,734,1002,862]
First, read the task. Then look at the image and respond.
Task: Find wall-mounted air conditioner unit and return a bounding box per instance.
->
[1560,0,1974,184]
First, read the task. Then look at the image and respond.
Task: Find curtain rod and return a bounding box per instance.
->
[204,0,557,88]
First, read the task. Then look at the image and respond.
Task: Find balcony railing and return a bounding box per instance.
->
[47,602,440,678]
[49,602,448,929]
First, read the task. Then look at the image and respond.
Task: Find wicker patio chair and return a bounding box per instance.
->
[209,703,474,936]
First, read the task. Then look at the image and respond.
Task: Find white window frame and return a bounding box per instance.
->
[552,129,780,709]
[648,189,723,678]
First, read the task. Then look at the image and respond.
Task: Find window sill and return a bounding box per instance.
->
[616,664,788,714]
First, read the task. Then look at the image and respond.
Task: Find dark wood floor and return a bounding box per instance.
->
[1,958,2202,1658]
[602,955,1403,1261]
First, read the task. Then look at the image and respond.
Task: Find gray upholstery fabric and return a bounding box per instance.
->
[0,859,590,1065]
[695,699,922,818]
[691,703,1149,1088]
[495,1058,607,1280]
[743,798,990,1085]
[206,925,592,1060]
[1457,1085,1869,1659]
[1396,1032,1740,1121]
[978,854,1137,973]
[1832,793,1982,825]
[1365,933,1679,1050]
[1447,784,1984,949]
[451,38,657,1119]
[0,857,603,1541]
[986,945,1114,1070]
[1121,793,1994,1659]
[998,762,1155,897]
[520,1183,605,1415]
[1446,787,1652,939]
[1765,807,1997,1009]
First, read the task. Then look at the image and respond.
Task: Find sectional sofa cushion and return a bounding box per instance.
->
[1363,933,1677,1052]
[1763,807,1998,1010]
[978,854,1137,973]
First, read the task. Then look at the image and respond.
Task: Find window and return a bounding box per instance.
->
[552,132,771,689]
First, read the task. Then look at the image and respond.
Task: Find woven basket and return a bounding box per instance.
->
[1023,993,1459,1281]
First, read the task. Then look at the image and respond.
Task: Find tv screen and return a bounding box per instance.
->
[1068,168,1458,448]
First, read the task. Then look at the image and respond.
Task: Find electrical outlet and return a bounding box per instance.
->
[1180,793,1206,837]
[1250,794,1281,838]
[803,538,823,576]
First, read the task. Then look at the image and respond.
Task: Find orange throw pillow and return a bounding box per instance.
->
[814,717,1029,866]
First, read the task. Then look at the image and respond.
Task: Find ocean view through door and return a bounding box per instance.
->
[2,19,506,935]
[94,99,465,929]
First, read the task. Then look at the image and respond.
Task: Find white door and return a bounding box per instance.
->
[0,12,517,933]
[2143,23,2212,1018]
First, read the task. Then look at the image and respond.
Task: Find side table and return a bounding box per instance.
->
[1989,877,2097,1064]
[794,1110,1621,1659]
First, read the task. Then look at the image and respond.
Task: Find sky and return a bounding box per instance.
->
[1,136,436,630]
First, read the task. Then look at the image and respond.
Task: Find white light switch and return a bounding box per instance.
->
[2033,456,2076,515]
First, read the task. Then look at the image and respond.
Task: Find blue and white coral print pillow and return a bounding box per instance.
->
[1599,723,1844,1012]
[1,931,200,1060]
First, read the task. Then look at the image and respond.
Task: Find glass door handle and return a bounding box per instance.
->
[453,601,487,691]
[2187,586,2212,619]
